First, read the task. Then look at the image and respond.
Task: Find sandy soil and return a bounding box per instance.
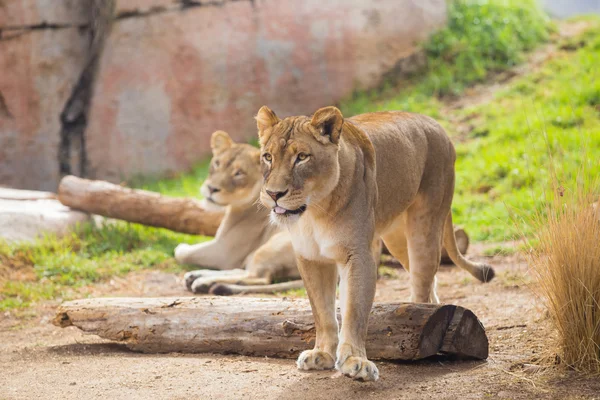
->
[1,244,599,400]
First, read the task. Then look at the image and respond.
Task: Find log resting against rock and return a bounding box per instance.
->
[54,297,488,361]
[58,175,223,236]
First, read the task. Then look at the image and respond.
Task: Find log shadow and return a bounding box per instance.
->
[391,353,489,365]
[47,342,136,356]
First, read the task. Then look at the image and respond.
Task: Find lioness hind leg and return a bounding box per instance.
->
[381,213,410,272]
[186,270,267,294]
[246,231,299,281]
[184,269,246,291]
[405,201,447,304]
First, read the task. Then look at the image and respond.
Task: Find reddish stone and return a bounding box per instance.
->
[86,0,446,182]
[0,0,88,190]
[1,0,446,189]
[0,0,88,27]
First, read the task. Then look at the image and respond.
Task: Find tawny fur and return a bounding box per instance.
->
[175,130,472,295]
[174,130,301,295]
[256,106,494,382]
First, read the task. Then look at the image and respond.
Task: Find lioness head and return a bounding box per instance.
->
[200,130,262,209]
[255,106,343,224]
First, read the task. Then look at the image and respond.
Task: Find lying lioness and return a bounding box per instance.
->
[175,130,302,295]
[256,106,494,381]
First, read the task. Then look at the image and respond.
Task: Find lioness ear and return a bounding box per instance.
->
[255,106,280,143]
[211,130,233,155]
[310,106,343,145]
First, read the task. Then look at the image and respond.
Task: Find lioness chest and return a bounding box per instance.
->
[288,217,342,262]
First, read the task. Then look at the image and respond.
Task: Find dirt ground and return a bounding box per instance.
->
[1,244,599,400]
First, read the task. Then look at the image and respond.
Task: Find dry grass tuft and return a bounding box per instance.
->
[525,182,600,374]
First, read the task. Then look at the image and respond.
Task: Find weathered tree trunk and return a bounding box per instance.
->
[58,175,223,236]
[54,297,488,361]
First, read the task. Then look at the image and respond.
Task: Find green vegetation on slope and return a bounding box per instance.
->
[340,1,599,241]
[422,0,551,96]
[343,0,553,115]
[450,36,600,240]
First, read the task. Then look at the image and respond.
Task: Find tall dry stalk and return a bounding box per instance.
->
[525,181,600,374]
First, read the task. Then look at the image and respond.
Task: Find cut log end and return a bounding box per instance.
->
[441,308,489,360]
[53,311,73,328]
[416,305,455,359]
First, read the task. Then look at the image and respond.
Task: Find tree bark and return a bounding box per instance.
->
[54,297,488,361]
[58,175,223,236]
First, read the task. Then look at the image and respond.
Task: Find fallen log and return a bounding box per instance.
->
[58,175,223,236]
[54,297,488,361]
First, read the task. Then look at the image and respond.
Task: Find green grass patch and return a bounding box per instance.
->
[449,23,600,241]
[0,223,209,311]
[482,245,517,257]
[132,161,211,198]
[342,0,553,117]
[422,0,552,97]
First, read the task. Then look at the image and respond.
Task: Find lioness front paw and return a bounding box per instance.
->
[189,277,214,294]
[296,349,335,371]
[183,270,209,290]
[336,344,379,381]
[174,244,192,264]
[336,356,379,381]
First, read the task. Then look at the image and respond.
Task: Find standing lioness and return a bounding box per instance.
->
[256,106,494,381]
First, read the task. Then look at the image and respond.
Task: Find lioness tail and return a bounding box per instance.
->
[443,213,495,282]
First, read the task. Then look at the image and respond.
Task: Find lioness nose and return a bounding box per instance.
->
[266,189,288,201]
[207,185,220,195]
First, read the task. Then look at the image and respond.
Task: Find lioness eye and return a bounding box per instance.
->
[214,160,220,167]
[296,153,309,163]
[263,153,272,163]
[234,170,244,177]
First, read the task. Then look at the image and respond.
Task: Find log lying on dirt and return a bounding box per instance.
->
[54,297,488,361]
[58,175,223,236]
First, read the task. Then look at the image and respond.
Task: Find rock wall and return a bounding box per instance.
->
[0,0,90,191]
[0,0,446,189]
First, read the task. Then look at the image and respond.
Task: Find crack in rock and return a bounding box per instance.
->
[0,22,89,41]
[58,0,115,178]
[0,0,254,41]
[0,91,13,119]
[114,0,254,20]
